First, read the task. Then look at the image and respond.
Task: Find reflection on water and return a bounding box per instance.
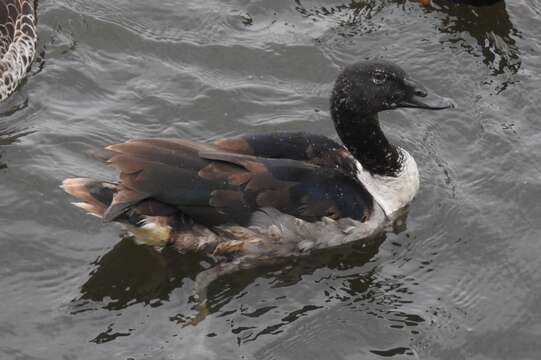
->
[1,0,541,358]
[77,233,386,321]
[0,98,29,118]
[297,0,520,83]
[77,209,409,329]
[0,124,33,169]
[294,0,386,37]
[77,237,207,311]
[73,212,414,346]
[431,0,520,78]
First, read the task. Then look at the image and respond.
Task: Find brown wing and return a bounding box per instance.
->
[102,137,373,226]
[214,132,357,174]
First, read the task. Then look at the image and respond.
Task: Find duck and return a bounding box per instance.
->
[62,61,453,268]
[0,0,37,101]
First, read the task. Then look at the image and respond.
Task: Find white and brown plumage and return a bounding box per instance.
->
[62,61,453,293]
[0,0,37,101]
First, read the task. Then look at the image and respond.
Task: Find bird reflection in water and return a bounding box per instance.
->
[74,219,406,326]
[420,0,520,89]
[296,0,519,91]
[0,123,32,169]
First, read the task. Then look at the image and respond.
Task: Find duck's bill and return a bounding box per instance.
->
[397,93,455,110]
[398,78,455,110]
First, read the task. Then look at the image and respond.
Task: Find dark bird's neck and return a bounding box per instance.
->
[333,111,402,177]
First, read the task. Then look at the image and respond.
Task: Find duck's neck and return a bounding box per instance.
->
[334,112,402,177]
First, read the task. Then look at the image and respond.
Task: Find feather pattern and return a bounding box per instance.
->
[0,0,37,101]
[102,136,374,226]
[62,133,378,256]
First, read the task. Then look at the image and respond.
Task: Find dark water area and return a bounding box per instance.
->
[1,0,540,358]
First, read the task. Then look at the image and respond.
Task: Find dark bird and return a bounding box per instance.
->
[62,61,453,270]
[0,0,37,101]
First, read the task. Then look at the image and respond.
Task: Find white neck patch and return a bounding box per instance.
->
[354,148,420,218]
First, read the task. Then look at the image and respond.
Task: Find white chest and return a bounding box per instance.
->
[354,148,420,217]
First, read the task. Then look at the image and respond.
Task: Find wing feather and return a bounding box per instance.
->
[101,136,373,225]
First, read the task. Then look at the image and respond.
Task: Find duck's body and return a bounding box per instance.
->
[63,134,411,258]
[63,61,452,262]
[0,0,37,101]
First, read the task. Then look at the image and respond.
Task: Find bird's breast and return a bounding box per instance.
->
[354,148,420,218]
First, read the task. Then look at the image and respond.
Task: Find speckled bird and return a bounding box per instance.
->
[0,0,37,101]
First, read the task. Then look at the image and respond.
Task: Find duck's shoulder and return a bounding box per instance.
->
[214,131,357,174]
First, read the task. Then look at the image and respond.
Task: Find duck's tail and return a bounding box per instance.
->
[61,178,117,219]
[61,177,191,248]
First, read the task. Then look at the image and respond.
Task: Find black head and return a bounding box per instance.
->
[330,61,454,120]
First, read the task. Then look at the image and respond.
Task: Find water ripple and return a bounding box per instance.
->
[1,0,541,359]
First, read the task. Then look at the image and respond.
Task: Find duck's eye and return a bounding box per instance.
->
[372,71,387,85]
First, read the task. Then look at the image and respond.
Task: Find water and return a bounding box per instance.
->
[1,0,540,358]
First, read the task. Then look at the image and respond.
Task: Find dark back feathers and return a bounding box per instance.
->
[102,134,374,226]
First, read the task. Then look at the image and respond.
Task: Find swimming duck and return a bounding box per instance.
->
[63,61,452,263]
[0,0,37,101]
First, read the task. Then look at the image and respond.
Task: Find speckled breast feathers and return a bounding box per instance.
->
[0,0,37,101]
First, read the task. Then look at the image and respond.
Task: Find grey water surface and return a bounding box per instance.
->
[1,0,541,359]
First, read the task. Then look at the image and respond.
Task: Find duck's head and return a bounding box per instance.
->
[330,61,454,121]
